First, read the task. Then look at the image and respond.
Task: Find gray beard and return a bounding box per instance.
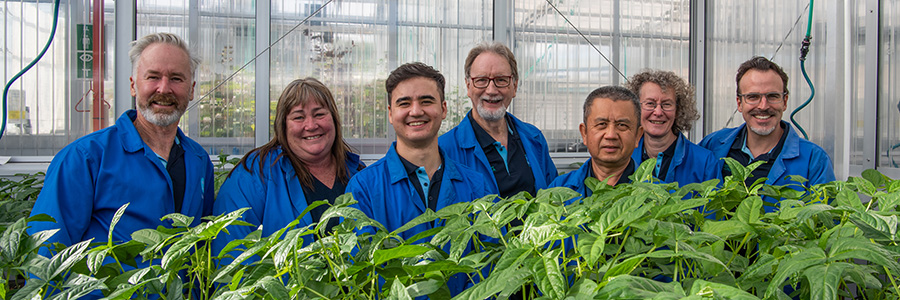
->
[749,124,776,136]
[138,105,184,127]
[476,103,507,122]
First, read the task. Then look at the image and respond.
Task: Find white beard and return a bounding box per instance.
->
[749,124,776,136]
[476,101,507,122]
[138,105,184,127]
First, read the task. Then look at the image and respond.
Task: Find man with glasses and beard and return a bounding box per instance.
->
[439,41,557,205]
[699,56,835,212]
[28,33,214,267]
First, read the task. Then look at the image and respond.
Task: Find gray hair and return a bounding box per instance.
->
[464,41,519,81]
[129,33,200,77]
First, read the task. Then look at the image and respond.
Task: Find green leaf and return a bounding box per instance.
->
[848,211,898,242]
[406,279,442,298]
[634,157,658,183]
[803,262,851,300]
[650,198,708,219]
[373,245,430,265]
[835,189,865,210]
[828,237,900,275]
[602,255,647,283]
[47,239,92,279]
[576,232,606,267]
[161,235,200,270]
[597,275,684,299]
[51,273,107,300]
[86,246,111,274]
[701,220,753,239]
[564,278,598,299]
[258,276,290,299]
[766,247,827,299]
[107,203,130,247]
[161,213,195,228]
[736,254,778,287]
[688,279,760,299]
[387,277,413,300]
[9,279,44,300]
[530,248,565,299]
[1,218,26,261]
[212,241,267,283]
[735,196,762,224]
[861,169,887,187]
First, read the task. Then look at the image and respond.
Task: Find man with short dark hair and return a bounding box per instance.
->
[699,56,835,211]
[346,62,492,296]
[439,41,557,200]
[549,86,643,196]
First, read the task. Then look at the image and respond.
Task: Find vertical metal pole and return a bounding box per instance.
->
[114,0,135,117]
[612,0,621,86]
[387,0,398,140]
[255,1,271,147]
[825,0,847,180]
[863,0,880,170]
[493,0,512,47]
[92,0,107,130]
[187,0,200,136]
[689,0,706,141]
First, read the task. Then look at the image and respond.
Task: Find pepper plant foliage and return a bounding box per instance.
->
[3,158,900,299]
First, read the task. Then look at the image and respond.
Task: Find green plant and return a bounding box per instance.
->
[4,158,900,299]
[0,172,44,229]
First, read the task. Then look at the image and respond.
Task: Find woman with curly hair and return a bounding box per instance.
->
[626,70,719,186]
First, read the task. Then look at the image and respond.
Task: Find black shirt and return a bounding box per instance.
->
[300,175,347,231]
[469,112,536,198]
[641,139,678,180]
[164,139,185,213]
[399,154,444,212]
[725,123,788,186]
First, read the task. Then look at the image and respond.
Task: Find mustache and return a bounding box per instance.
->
[748,108,777,115]
[148,93,178,104]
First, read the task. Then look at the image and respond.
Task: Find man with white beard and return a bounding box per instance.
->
[29,33,214,264]
[699,56,835,212]
[439,41,557,203]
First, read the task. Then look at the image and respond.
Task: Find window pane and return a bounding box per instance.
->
[514,0,691,153]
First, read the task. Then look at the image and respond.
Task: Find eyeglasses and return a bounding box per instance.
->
[470,76,513,89]
[738,92,786,105]
[640,100,676,112]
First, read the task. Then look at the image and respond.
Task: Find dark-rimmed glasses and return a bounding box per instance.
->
[470,76,513,88]
[738,92,786,105]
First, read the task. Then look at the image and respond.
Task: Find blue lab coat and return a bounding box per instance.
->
[28,109,214,264]
[346,144,492,296]
[631,133,721,186]
[438,111,557,195]
[212,147,364,256]
[699,121,836,210]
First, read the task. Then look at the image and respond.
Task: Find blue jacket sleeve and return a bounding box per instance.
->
[212,164,265,259]
[806,147,837,186]
[28,145,96,249]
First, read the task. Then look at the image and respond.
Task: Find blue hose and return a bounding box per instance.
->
[2,0,62,141]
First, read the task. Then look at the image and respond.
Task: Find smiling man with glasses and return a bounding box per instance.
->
[625,70,719,186]
[700,56,835,212]
[439,41,557,204]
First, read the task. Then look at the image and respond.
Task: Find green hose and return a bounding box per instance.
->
[790,0,815,140]
[2,0,62,141]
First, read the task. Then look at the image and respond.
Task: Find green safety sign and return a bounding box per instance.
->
[76,24,93,79]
